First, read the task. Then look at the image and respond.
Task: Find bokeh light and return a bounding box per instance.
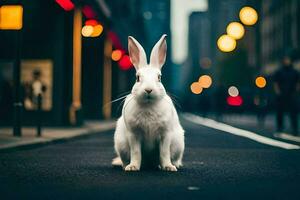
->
[198,75,212,88]
[91,24,103,37]
[227,96,243,106]
[199,57,212,69]
[118,55,133,70]
[111,50,123,61]
[85,19,98,26]
[82,5,97,19]
[0,5,23,30]
[239,6,258,26]
[228,86,239,97]
[81,25,94,37]
[255,76,267,88]
[217,35,236,52]
[190,82,203,94]
[226,22,245,40]
[55,0,74,11]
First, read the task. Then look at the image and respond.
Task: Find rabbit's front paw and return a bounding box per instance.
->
[124,164,140,171]
[161,164,177,172]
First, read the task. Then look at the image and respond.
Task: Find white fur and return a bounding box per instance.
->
[113,34,185,172]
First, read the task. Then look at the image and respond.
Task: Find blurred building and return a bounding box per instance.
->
[208,0,261,75]
[183,0,261,112]
[181,11,212,111]
[260,0,300,74]
[0,0,173,127]
[0,0,111,126]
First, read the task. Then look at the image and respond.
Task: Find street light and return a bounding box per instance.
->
[82,23,103,37]
[111,50,122,61]
[217,34,237,52]
[91,24,103,37]
[227,95,243,106]
[198,75,212,88]
[226,22,245,40]
[190,82,203,94]
[118,55,133,70]
[255,76,267,88]
[81,25,94,37]
[228,86,239,97]
[85,19,98,26]
[0,5,23,30]
[55,0,74,11]
[239,6,258,26]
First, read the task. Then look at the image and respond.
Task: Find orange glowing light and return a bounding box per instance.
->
[255,76,266,88]
[198,75,212,88]
[190,82,203,94]
[0,5,23,30]
[111,50,123,61]
[91,24,103,37]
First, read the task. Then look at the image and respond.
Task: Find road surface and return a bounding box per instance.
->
[1,114,300,199]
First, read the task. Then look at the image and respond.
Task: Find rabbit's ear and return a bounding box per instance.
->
[150,34,167,69]
[128,36,147,70]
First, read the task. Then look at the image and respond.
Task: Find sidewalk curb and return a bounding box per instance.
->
[0,122,116,153]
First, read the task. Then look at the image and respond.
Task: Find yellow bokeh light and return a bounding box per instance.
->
[198,75,212,88]
[0,5,23,30]
[111,50,122,61]
[81,25,94,37]
[239,6,258,26]
[226,22,245,40]
[255,76,266,88]
[217,35,237,52]
[91,24,103,37]
[190,82,203,94]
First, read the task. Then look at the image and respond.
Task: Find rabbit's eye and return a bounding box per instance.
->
[158,75,161,82]
[136,75,140,82]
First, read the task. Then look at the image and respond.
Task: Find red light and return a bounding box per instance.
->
[85,19,99,26]
[55,0,74,11]
[227,95,243,106]
[82,5,97,19]
[118,55,133,70]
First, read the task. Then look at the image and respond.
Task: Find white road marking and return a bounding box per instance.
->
[274,133,300,143]
[182,113,300,150]
[187,186,200,191]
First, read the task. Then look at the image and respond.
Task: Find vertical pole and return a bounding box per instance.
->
[37,93,42,137]
[13,29,22,136]
[70,8,82,125]
[102,38,112,119]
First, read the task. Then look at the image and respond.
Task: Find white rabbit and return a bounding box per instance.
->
[113,34,184,172]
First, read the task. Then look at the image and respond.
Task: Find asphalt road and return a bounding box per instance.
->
[1,116,300,200]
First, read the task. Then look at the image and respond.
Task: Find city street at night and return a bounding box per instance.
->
[1,115,300,200]
[1,0,300,199]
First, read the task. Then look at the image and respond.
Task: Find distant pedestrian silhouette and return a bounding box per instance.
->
[23,69,47,110]
[273,56,300,135]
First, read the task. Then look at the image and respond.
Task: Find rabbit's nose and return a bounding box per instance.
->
[145,89,152,94]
